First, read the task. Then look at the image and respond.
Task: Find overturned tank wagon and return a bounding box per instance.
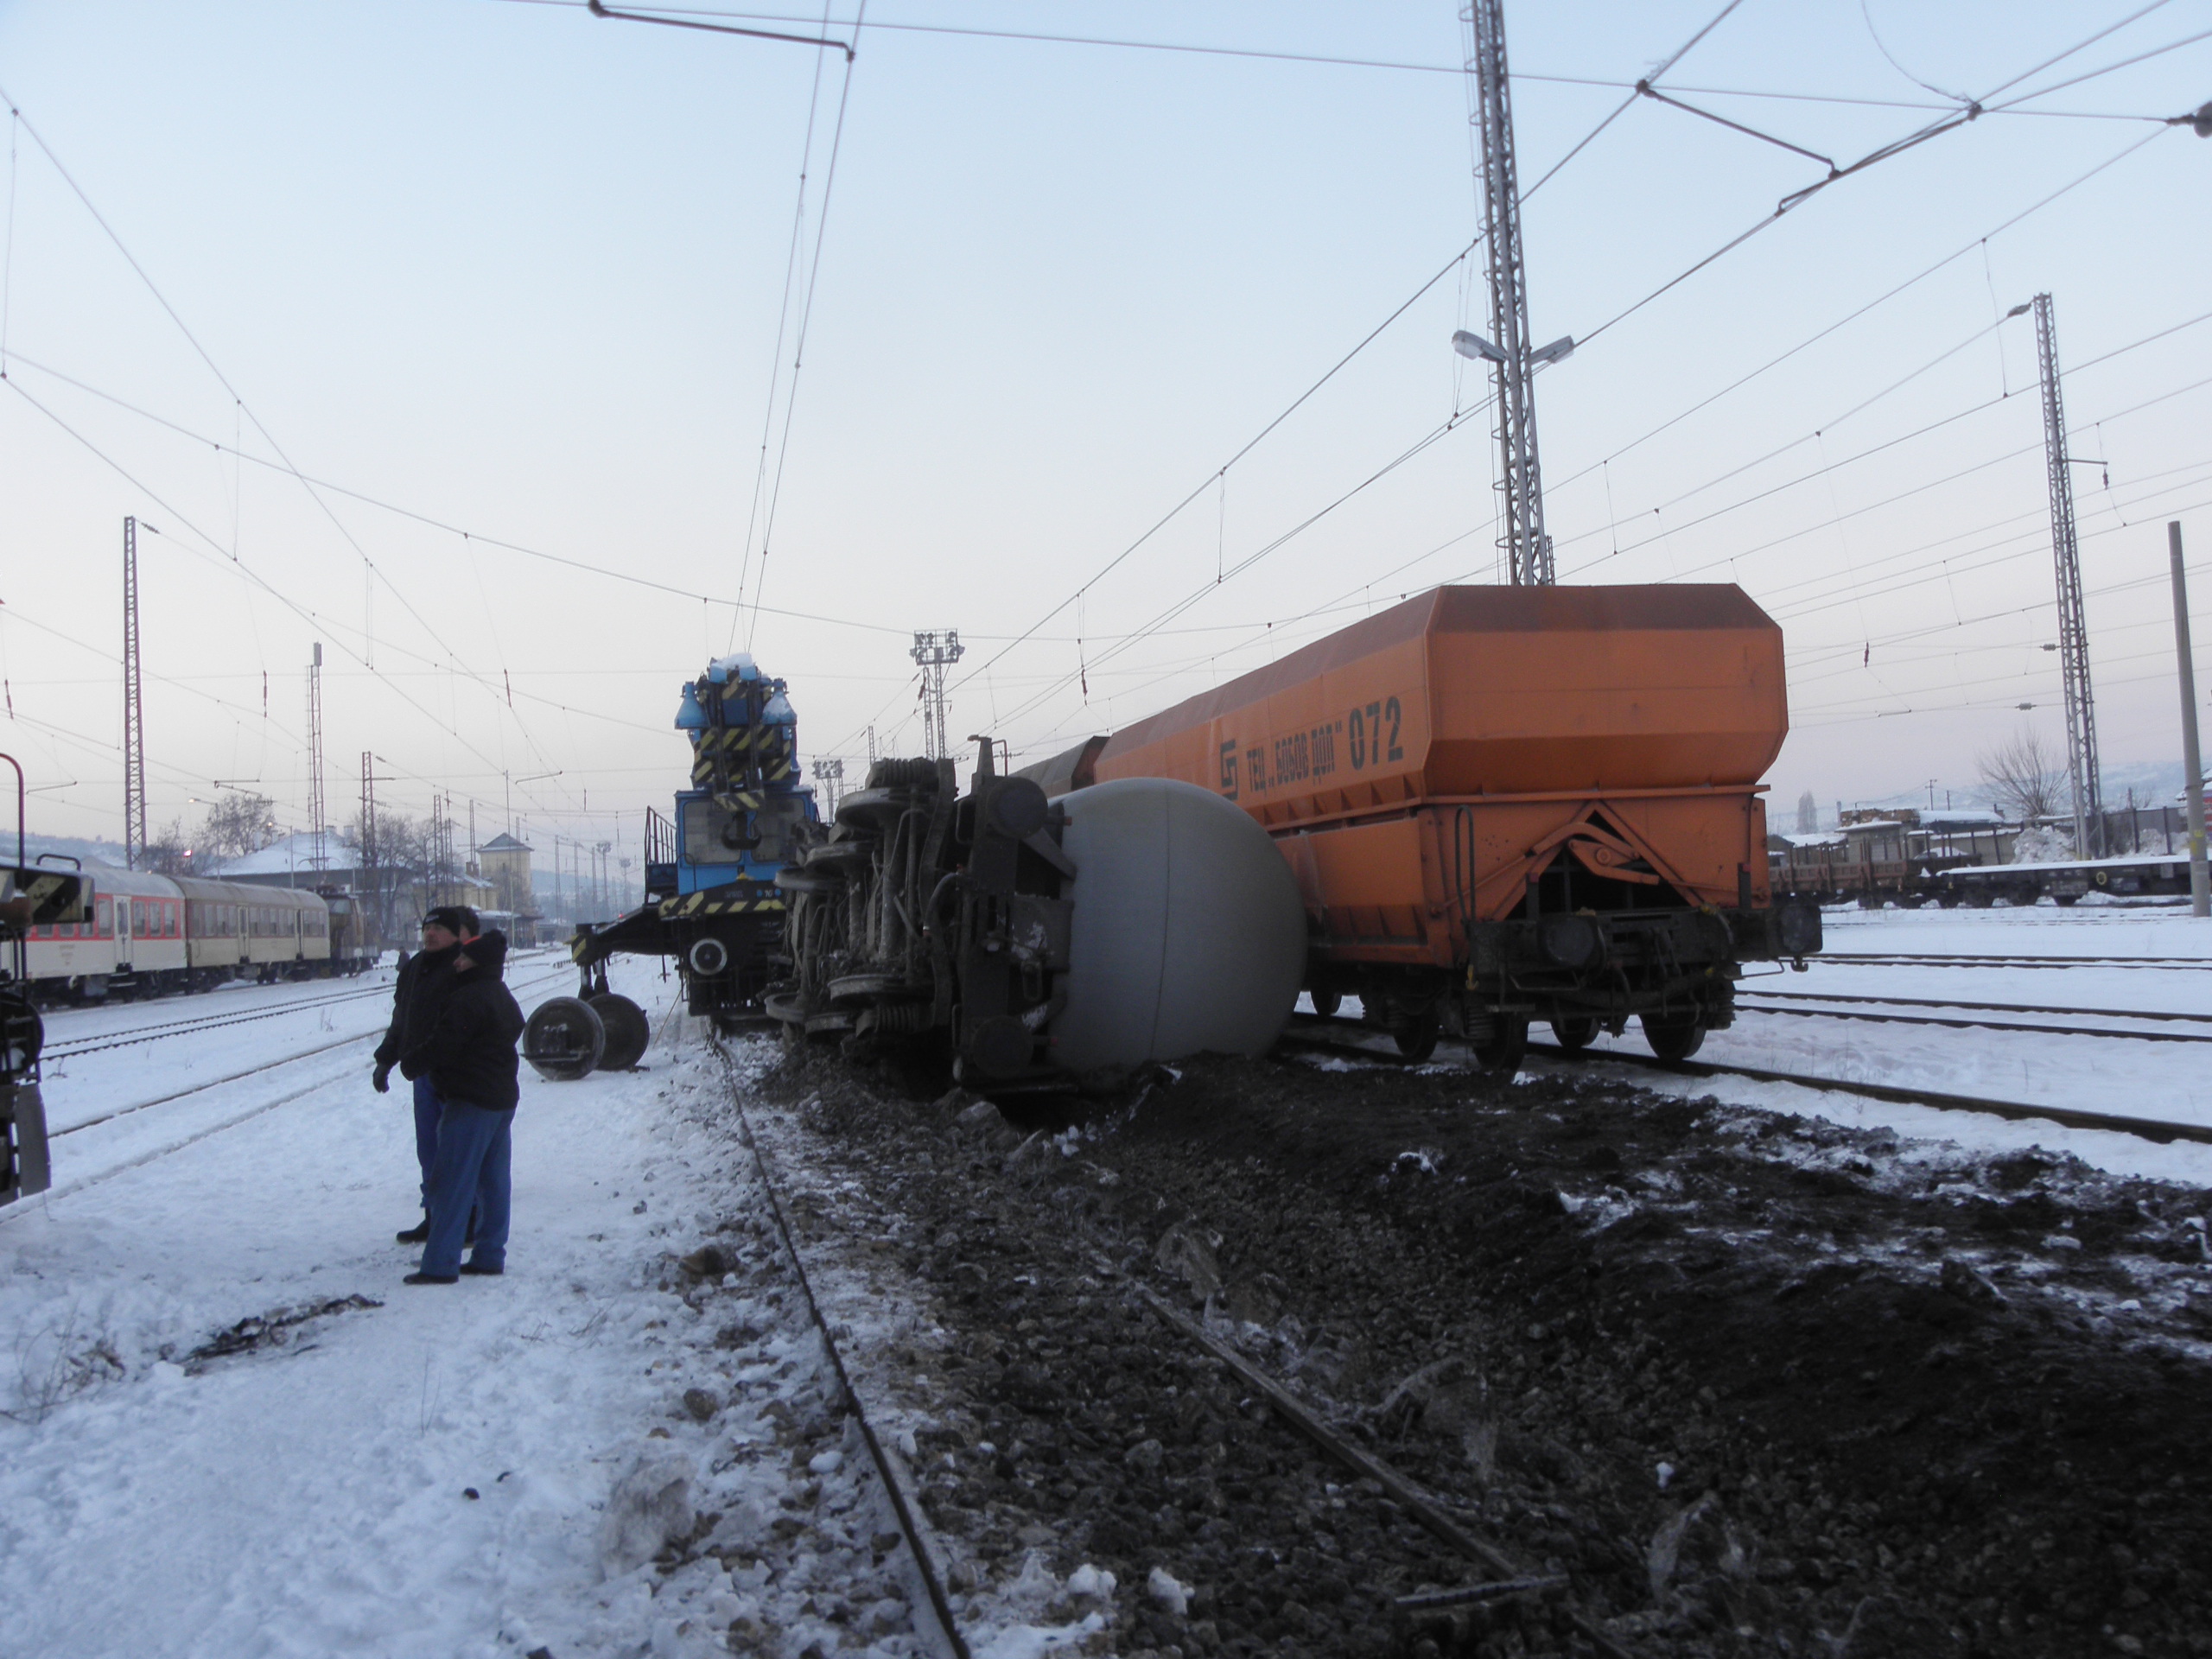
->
[766,748,1307,1086]
[1020,583,1822,1067]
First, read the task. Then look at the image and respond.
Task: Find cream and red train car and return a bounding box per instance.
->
[14,868,352,1001]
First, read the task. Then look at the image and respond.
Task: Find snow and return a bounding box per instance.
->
[11,903,2212,1654]
[1556,905,2212,1186]
[0,957,924,1659]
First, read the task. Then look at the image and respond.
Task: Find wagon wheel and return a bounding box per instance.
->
[1642,1014,1706,1064]
[1471,1015,1529,1073]
[1548,1015,1599,1053]
[524,996,605,1081]
[587,993,652,1071]
[1391,1011,1440,1063]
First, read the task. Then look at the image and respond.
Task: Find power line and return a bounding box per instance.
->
[957,238,1482,693]
[1546,124,2172,502]
[0,85,590,812]
[745,1,867,649]
[1558,303,2212,582]
[0,350,915,638]
[1574,10,2194,358]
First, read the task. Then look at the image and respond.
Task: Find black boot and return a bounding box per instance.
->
[396,1216,430,1244]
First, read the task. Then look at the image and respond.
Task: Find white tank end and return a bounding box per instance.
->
[1050,778,1304,1073]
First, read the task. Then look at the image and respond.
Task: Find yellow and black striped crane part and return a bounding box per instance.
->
[658,889,786,919]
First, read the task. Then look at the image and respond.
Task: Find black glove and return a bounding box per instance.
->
[372,1064,391,1094]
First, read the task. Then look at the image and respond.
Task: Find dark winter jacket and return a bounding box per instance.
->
[374,941,462,1079]
[403,930,525,1111]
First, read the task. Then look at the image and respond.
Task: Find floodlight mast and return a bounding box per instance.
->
[1463,0,1556,586]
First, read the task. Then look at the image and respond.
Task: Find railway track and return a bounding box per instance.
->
[43,981,397,1061]
[1733,989,2212,1045]
[737,1046,1644,1656]
[39,948,572,1059]
[1817,950,2212,971]
[8,965,586,1216]
[1281,1014,2212,1147]
[714,1039,971,1659]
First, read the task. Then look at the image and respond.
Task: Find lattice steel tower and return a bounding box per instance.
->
[359,751,378,950]
[306,643,327,879]
[2033,293,2102,855]
[122,516,149,868]
[911,630,964,760]
[1461,0,1563,586]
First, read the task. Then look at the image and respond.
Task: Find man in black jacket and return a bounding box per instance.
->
[402,926,525,1285]
[372,905,478,1243]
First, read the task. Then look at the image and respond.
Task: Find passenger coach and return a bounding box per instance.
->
[10,866,365,1001]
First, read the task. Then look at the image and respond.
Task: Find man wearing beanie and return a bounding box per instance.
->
[372,905,479,1243]
[401,925,525,1285]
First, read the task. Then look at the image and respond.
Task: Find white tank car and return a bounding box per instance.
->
[764,756,1306,1086]
[1048,779,1306,1072]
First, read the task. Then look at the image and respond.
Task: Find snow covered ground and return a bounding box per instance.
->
[10,903,2212,1655]
[0,958,941,1659]
[1562,901,2212,1187]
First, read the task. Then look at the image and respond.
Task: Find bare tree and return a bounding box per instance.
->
[198,792,280,860]
[142,818,191,875]
[1978,726,2065,823]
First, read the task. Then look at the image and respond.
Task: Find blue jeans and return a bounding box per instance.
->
[411,1076,443,1207]
[421,1101,512,1277]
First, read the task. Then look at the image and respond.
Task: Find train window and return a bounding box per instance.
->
[682,798,744,867]
[167,903,180,938]
[98,898,113,937]
[753,797,805,862]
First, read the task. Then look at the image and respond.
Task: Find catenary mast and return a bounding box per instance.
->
[122,517,149,868]
[1462,0,1564,586]
[2032,293,2102,855]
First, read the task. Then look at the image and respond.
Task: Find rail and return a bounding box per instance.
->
[711,1038,971,1659]
[1281,1014,2212,1147]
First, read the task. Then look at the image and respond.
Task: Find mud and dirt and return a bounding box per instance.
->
[743,1038,2212,1658]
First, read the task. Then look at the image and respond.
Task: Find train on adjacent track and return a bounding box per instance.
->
[1774,836,2207,910]
[4,865,375,1005]
[550,583,1825,1085]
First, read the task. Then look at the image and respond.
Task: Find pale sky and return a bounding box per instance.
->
[1,0,2208,864]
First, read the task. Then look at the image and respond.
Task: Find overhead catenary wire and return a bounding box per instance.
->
[1544,124,2174,502]
[744,1,867,650]
[0,87,594,830]
[964,0,1754,710]
[1574,8,2196,359]
[482,0,2204,124]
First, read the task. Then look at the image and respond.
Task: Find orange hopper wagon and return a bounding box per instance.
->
[1018,584,1822,1067]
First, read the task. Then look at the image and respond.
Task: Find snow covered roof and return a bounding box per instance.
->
[479,831,531,853]
[211,830,359,876]
[1774,831,1845,848]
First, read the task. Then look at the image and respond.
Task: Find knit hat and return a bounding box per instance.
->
[423,905,480,936]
